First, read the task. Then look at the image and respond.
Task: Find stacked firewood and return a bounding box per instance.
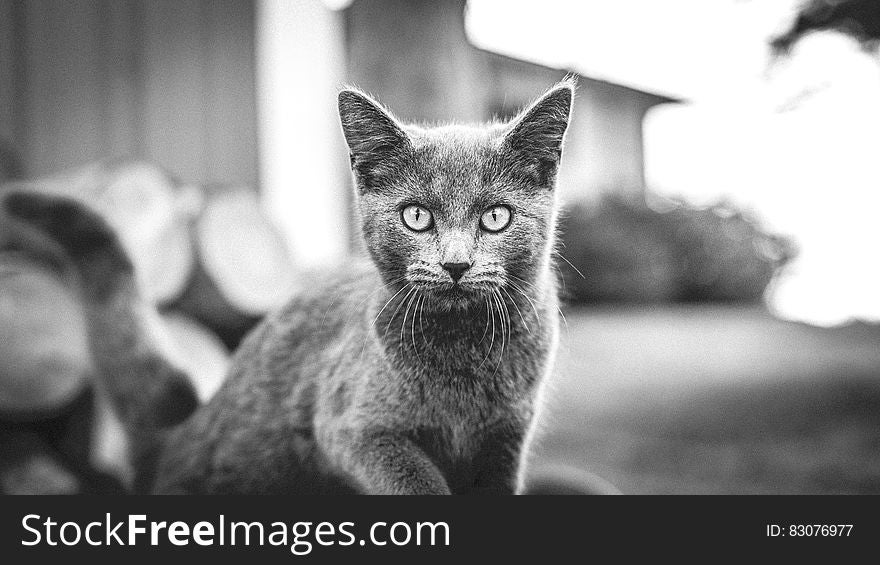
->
[0,161,298,493]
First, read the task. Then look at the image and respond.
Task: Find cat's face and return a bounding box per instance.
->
[338,81,573,310]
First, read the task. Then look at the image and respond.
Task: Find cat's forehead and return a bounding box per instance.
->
[400,123,510,203]
[406,122,506,145]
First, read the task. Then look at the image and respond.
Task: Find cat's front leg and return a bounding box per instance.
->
[467,424,525,495]
[341,429,450,495]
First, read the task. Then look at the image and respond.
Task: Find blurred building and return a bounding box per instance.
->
[481,50,677,201]
[0,0,259,187]
[346,0,676,201]
[0,0,675,265]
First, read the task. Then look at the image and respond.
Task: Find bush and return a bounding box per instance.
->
[557,194,796,305]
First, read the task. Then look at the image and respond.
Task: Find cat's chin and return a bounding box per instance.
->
[421,284,495,312]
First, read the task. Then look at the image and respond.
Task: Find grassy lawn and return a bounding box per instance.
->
[534,305,880,494]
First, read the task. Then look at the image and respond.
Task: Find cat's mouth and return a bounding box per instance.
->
[432,285,481,310]
[405,265,507,308]
[410,279,501,308]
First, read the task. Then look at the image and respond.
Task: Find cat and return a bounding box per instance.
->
[4,78,575,494]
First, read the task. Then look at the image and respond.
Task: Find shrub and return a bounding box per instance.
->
[557,194,796,305]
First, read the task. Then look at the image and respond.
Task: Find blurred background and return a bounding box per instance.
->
[1,0,879,494]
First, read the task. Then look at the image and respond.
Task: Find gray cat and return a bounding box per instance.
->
[4,79,575,494]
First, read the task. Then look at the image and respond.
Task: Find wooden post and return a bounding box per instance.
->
[256,0,350,269]
[344,0,489,123]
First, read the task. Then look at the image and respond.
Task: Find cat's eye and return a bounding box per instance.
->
[401,204,433,232]
[480,205,512,232]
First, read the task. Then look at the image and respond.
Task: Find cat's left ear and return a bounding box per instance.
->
[338,88,411,190]
[501,78,575,188]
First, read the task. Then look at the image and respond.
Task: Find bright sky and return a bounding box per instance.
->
[468,0,880,326]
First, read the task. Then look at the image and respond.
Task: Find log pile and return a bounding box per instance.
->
[156,311,230,403]
[1,161,298,492]
[2,161,194,304]
[173,184,298,346]
[1,161,297,343]
[0,252,90,419]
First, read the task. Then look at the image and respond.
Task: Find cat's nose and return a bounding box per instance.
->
[441,261,471,282]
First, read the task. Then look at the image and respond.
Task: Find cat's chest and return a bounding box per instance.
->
[388,343,543,456]
[373,302,556,456]
[393,324,551,390]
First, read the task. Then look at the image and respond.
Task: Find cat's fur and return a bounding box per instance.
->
[4,79,575,494]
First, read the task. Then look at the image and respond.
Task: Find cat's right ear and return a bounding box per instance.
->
[338,88,411,190]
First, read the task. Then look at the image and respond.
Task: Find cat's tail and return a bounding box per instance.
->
[2,191,198,491]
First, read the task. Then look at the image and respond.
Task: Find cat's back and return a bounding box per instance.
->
[269,258,380,344]
[224,257,380,384]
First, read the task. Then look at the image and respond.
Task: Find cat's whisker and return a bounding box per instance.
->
[554,251,586,280]
[507,280,541,323]
[478,296,491,345]
[337,276,406,330]
[490,289,508,378]
[411,293,425,366]
[357,280,407,363]
[488,294,498,366]
[504,292,512,357]
[507,273,538,289]
[357,281,407,362]
[371,282,411,329]
[509,278,536,297]
[557,305,569,329]
[492,290,511,377]
[383,285,416,341]
[506,276,567,332]
[419,293,429,349]
[506,274,543,302]
[477,296,496,371]
[400,288,418,347]
[500,289,510,336]
[501,286,530,335]
[507,277,537,301]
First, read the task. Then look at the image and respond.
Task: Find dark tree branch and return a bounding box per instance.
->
[771,0,880,55]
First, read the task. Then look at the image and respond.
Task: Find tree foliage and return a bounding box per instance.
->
[558,195,796,305]
[771,0,880,54]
